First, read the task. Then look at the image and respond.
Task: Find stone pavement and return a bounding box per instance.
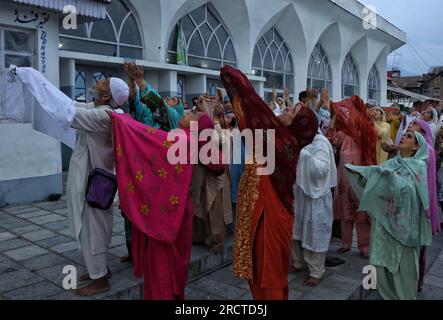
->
[0,197,233,300]
[184,233,443,301]
[1,195,442,300]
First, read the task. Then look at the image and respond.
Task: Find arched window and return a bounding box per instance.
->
[342,53,360,98]
[59,0,143,59]
[252,26,294,101]
[177,78,185,101]
[307,43,332,95]
[75,71,86,102]
[167,4,237,70]
[368,65,380,104]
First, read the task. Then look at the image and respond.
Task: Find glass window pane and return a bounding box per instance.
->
[168,25,178,52]
[182,15,195,40]
[199,23,212,43]
[258,38,267,55]
[216,26,228,48]
[223,40,236,62]
[207,36,221,59]
[285,74,294,92]
[106,0,129,31]
[59,23,87,38]
[167,52,177,64]
[92,72,106,84]
[275,53,284,72]
[264,71,283,90]
[252,46,262,69]
[75,71,85,88]
[5,55,32,68]
[188,56,220,70]
[270,43,278,61]
[285,54,293,73]
[206,59,222,70]
[5,31,33,52]
[207,10,220,29]
[274,30,283,46]
[188,33,205,57]
[280,44,288,61]
[119,46,143,59]
[59,37,117,56]
[75,88,86,102]
[264,51,273,70]
[343,84,356,98]
[190,5,205,25]
[91,17,117,42]
[120,14,142,46]
[264,29,273,44]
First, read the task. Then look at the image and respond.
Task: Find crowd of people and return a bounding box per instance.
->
[9,62,443,300]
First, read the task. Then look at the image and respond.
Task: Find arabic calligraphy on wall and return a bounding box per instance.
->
[14,9,50,74]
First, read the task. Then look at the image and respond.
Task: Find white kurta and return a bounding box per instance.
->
[293,134,337,253]
[67,103,118,256]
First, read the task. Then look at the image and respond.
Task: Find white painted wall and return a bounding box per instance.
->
[0,6,62,183]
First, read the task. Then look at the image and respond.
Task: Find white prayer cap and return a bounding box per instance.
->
[109,77,129,107]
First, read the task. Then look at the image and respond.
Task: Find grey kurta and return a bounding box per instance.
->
[67,102,117,255]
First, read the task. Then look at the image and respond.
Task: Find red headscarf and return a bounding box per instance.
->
[332,95,377,166]
[220,65,318,213]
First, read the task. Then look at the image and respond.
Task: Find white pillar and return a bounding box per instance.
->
[186,74,207,102]
[145,70,159,90]
[158,70,178,97]
[252,80,264,98]
[59,58,75,98]
[330,64,342,102]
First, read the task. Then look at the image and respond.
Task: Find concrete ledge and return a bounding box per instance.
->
[0,174,63,207]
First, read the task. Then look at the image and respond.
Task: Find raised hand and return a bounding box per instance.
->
[320,88,330,108]
[132,64,144,82]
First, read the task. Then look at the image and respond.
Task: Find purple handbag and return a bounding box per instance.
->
[85,168,118,210]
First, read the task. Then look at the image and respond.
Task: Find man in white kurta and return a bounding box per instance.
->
[5,66,128,296]
[292,131,337,286]
[67,77,128,296]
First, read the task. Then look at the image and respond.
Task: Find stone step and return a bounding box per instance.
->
[54,238,235,300]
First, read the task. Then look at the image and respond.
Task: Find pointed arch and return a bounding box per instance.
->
[307,43,332,94]
[167,3,237,70]
[368,64,380,105]
[252,26,294,98]
[59,0,144,59]
[342,53,360,98]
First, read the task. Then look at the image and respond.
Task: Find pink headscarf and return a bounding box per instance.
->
[415,119,441,235]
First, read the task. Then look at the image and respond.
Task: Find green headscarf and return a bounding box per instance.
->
[167,98,184,130]
[345,132,430,247]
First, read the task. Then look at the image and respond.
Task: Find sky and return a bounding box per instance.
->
[359,0,443,76]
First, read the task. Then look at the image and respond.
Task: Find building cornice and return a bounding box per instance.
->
[10,0,110,19]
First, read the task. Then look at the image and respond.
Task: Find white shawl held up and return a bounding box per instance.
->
[5,65,76,149]
[296,134,337,199]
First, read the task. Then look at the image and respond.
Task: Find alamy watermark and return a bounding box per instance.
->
[166,122,276,176]
[362,265,377,290]
[62,265,77,290]
[62,5,78,30]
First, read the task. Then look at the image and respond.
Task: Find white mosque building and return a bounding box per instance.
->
[0,0,406,205]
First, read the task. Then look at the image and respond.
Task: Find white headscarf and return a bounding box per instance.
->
[296,134,337,198]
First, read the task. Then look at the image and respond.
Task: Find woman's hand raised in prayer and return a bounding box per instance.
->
[320,88,331,110]
[381,141,398,153]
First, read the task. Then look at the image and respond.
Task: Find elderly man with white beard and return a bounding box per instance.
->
[6,66,129,296]
[66,77,129,296]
